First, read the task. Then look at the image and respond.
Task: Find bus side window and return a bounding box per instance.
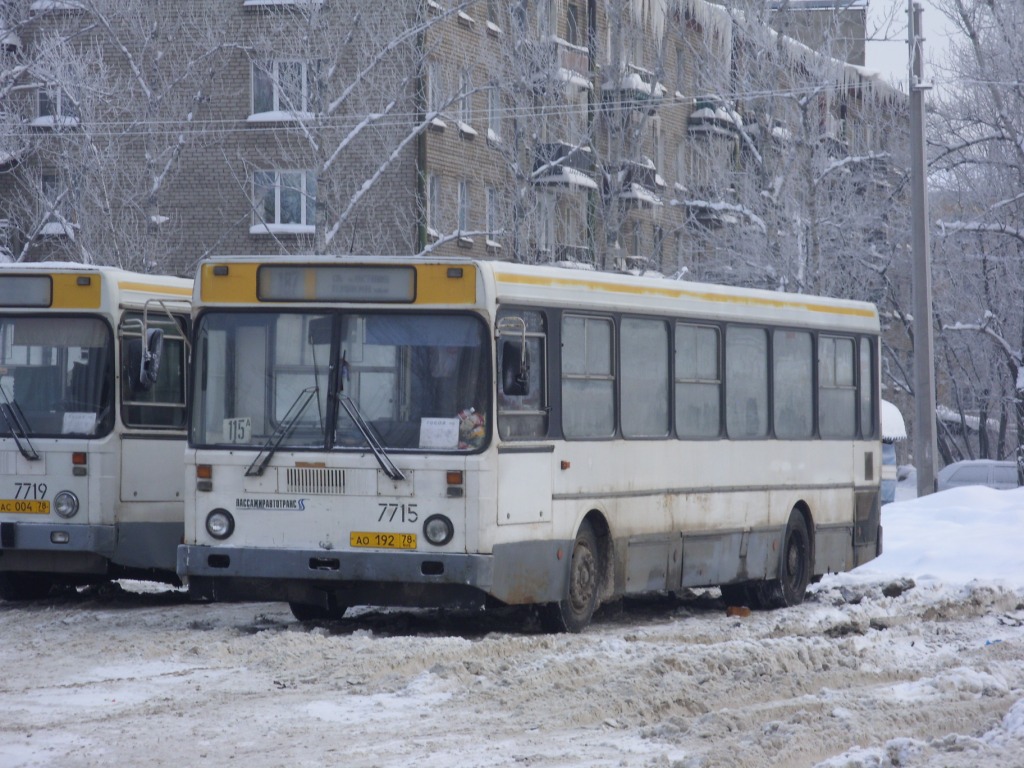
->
[675,323,720,438]
[819,335,856,438]
[725,326,768,439]
[497,310,547,440]
[562,314,615,439]
[121,314,188,429]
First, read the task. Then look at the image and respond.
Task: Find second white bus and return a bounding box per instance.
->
[0,264,192,599]
[178,257,881,631]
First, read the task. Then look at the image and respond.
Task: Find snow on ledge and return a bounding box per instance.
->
[249,223,315,235]
[243,0,322,6]
[248,111,314,123]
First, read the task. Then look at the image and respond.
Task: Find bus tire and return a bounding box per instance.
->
[539,520,600,633]
[754,510,811,609]
[0,572,55,601]
[289,601,348,622]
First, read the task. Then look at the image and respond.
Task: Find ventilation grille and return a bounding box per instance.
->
[284,467,345,495]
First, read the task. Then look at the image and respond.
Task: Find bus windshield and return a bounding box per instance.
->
[192,311,490,452]
[0,316,114,438]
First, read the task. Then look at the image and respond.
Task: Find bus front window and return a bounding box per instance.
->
[335,314,489,452]
[192,312,331,448]
[191,311,489,453]
[0,316,114,437]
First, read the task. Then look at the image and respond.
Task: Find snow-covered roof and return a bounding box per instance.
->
[881,399,907,442]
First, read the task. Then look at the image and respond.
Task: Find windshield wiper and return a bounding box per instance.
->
[337,394,405,481]
[245,386,318,477]
[0,384,39,461]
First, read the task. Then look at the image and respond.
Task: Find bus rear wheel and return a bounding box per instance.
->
[753,510,811,609]
[539,520,600,633]
[289,601,348,622]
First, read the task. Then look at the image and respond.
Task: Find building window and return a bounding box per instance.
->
[459,69,474,132]
[40,171,77,235]
[652,118,664,177]
[426,60,447,130]
[487,86,502,142]
[537,192,555,258]
[675,46,685,96]
[486,187,500,247]
[539,0,555,35]
[427,60,442,113]
[252,170,316,232]
[512,1,527,34]
[426,174,440,237]
[35,86,79,127]
[458,180,469,233]
[486,0,501,29]
[251,60,319,117]
[567,3,580,46]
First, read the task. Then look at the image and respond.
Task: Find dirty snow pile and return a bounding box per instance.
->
[2,485,1023,768]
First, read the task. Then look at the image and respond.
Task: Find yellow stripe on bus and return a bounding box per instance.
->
[494,272,876,318]
[51,274,102,309]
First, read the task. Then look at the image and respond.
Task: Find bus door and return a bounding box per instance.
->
[495,312,552,526]
[117,310,189,571]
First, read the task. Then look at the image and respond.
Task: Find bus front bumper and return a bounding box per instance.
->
[177,540,570,608]
[0,521,116,574]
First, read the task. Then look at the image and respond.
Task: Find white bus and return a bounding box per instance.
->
[179,256,881,631]
[0,264,192,600]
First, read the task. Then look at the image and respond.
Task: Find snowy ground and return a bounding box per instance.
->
[2,483,1024,768]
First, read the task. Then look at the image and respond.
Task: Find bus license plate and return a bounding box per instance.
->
[0,499,50,514]
[350,532,416,550]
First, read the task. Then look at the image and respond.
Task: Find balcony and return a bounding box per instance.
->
[532,142,597,189]
[687,96,742,140]
[530,37,592,91]
[609,158,665,207]
[601,65,666,114]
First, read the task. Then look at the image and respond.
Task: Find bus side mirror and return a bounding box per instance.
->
[133,328,163,391]
[501,340,530,396]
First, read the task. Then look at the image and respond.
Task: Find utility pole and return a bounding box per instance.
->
[908,1,937,496]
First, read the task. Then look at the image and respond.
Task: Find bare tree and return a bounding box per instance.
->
[0,0,232,272]
[926,0,1024,470]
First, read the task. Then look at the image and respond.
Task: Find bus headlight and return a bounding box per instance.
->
[423,514,453,546]
[205,509,235,540]
[53,491,79,519]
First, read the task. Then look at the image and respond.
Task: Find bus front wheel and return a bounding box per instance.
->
[0,572,55,601]
[539,520,600,633]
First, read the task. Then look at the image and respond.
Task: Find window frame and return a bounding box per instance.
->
[250,59,319,118]
[560,313,616,440]
[251,169,317,233]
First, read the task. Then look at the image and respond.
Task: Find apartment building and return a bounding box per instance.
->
[0,0,901,286]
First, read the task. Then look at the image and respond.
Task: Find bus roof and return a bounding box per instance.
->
[193,255,878,333]
[484,261,879,332]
